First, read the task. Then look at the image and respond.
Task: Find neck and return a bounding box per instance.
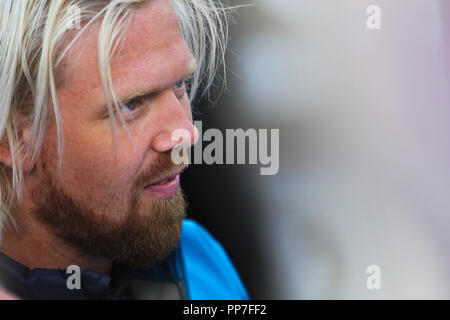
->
[0,217,112,275]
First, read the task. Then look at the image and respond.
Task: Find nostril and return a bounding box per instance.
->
[152,123,195,153]
[170,127,194,147]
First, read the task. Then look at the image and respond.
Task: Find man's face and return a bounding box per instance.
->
[28,0,198,269]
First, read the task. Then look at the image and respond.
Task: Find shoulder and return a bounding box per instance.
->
[180,219,250,300]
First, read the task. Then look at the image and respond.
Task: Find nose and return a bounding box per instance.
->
[151,92,199,153]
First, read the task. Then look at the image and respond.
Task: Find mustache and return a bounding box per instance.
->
[134,151,188,189]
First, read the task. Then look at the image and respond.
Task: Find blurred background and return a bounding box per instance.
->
[182,0,450,299]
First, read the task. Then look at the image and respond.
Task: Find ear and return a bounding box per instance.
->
[0,126,35,173]
[20,126,35,172]
[0,134,13,168]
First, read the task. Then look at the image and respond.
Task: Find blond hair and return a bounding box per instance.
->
[0,0,231,238]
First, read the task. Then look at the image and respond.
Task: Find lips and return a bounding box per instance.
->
[143,170,183,198]
[145,170,182,187]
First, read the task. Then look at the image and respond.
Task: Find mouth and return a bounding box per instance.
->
[143,169,185,199]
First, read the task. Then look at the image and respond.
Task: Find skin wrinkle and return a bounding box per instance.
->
[0,0,198,275]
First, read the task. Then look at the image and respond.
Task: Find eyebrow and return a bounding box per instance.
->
[119,58,198,103]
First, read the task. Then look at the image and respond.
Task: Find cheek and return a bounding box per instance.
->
[182,96,193,120]
[57,122,145,208]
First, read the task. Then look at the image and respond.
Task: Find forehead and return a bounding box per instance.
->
[58,0,192,103]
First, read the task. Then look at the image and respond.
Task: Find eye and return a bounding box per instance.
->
[173,80,184,89]
[119,99,139,114]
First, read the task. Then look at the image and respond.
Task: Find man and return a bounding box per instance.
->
[0,0,248,300]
